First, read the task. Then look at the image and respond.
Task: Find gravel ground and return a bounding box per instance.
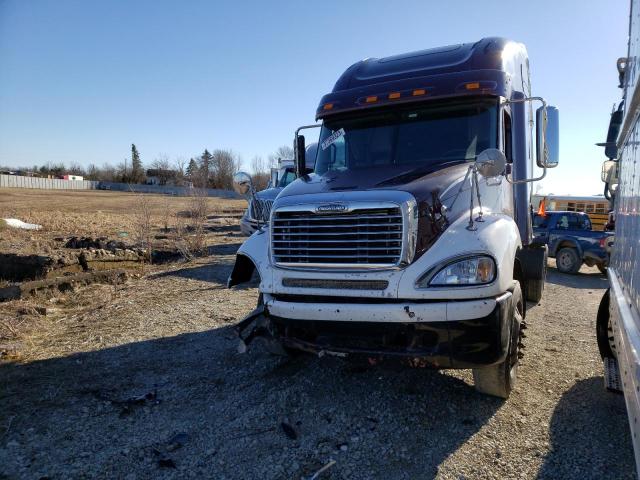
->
[0,256,635,479]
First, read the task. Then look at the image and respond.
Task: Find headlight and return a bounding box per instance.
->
[417,256,496,287]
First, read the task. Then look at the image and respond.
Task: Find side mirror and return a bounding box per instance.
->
[601,159,619,185]
[536,106,559,168]
[295,135,306,177]
[476,148,507,177]
[605,105,623,159]
[269,167,279,188]
[232,171,253,197]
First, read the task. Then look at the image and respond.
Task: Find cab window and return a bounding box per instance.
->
[532,214,547,228]
[278,170,297,188]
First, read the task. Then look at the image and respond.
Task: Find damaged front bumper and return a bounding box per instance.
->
[236,291,513,369]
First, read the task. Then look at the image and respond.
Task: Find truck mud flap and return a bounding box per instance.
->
[517,244,548,280]
[235,304,270,353]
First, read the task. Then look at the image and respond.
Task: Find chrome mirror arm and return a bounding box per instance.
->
[502,96,549,184]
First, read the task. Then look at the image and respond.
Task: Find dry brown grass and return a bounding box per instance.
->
[0,188,245,255]
[0,277,135,360]
[0,188,246,352]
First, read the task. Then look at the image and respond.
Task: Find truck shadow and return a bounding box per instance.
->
[536,377,635,479]
[0,329,502,479]
[207,242,242,255]
[545,267,609,290]
[148,257,261,292]
[148,260,236,287]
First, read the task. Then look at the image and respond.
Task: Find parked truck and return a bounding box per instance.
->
[596,0,640,471]
[237,146,318,236]
[237,159,296,236]
[532,211,613,274]
[229,37,559,398]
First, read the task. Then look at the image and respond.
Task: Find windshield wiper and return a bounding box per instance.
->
[375,159,468,187]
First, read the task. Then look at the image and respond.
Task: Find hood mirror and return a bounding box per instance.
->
[476,148,507,178]
[232,171,254,197]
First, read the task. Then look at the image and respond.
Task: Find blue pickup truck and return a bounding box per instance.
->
[532,211,613,274]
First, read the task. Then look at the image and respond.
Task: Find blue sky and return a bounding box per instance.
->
[0,0,628,194]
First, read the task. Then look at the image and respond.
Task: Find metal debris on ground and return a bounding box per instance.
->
[115,391,160,417]
[306,459,337,480]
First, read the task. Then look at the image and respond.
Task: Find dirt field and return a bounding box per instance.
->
[0,189,635,479]
[0,189,246,255]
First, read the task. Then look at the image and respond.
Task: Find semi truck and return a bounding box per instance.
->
[596,0,640,471]
[237,146,318,236]
[229,37,559,398]
[237,159,296,236]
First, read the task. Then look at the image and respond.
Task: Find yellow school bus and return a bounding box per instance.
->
[531,195,610,231]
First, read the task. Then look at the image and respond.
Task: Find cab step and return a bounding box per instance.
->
[604,356,622,392]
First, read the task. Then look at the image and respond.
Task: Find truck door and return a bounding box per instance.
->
[532,213,549,243]
[548,213,571,253]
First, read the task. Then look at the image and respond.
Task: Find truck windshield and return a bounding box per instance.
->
[278,168,296,188]
[315,99,497,175]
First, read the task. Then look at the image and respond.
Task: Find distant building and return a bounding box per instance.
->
[62,174,84,181]
[145,169,179,186]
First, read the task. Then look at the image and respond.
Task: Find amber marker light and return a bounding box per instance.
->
[466,82,481,90]
[476,257,495,283]
[365,96,378,103]
[412,89,426,96]
[323,103,334,110]
[388,92,401,99]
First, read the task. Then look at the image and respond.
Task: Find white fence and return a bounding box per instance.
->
[0,174,97,190]
[0,174,239,198]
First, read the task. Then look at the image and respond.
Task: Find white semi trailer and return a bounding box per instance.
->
[597,0,640,473]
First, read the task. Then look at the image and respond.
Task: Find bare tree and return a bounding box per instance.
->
[250,155,270,191]
[173,188,209,259]
[268,145,294,166]
[68,162,86,176]
[133,192,154,271]
[99,162,117,182]
[174,156,187,183]
[211,149,241,190]
[85,164,99,180]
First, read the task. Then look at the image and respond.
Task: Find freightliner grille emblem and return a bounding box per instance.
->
[316,204,348,214]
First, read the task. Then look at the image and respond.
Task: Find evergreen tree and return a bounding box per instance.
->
[198,149,213,187]
[130,144,144,183]
[186,158,198,179]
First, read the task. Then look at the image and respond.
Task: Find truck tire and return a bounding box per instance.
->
[556,247,581,274]
[596,289,616,359]
[472,282,523,399]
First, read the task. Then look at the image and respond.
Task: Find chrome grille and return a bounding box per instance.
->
[249,199,273,222]
[272,206,403,267]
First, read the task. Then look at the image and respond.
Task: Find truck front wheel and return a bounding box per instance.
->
[472,282,523,399]
[556,247,581,274]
